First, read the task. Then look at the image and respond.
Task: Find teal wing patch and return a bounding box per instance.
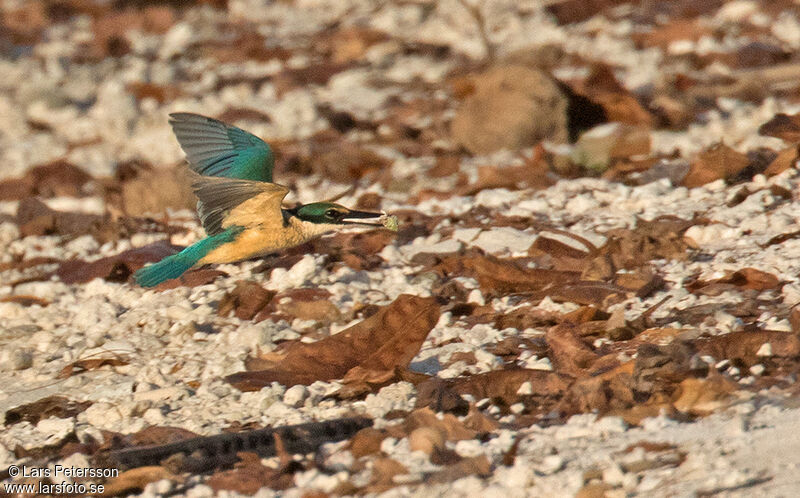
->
[133,227,244,287]
[192,176,289,236]
[169,113,274,182]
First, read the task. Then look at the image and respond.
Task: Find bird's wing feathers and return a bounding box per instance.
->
[192,176,289,235]
[169,113,274,182]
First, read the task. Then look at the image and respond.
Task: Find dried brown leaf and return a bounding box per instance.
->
[102,466,180,496]
[349,427,392,458]
[683,143,751,187]
[432,252,580,298]
[546,323,599,377]
[226,295,439,390]
[404,408,476,442]
[759,113,800,143]
[367,457,409,490]
[218,281,276,320]
[58,357,129,379]
[452,369,571,406]
[558,362,635,416]
[415,379,470,415]
[0,294,50,306]
[0,160,91,201]
[149,269,226,290]
[276,296,341,323]
[672,376,737,416]
[56,240,183,284]
[462,408,500,433]
[529,235,591,271]
[764,145,800,176]
[207,451,292,494]
[126,426,199,447]
[425,455,491,484]
[5,396,92,426]
[688,268,782,295]
[408,426,446,455]
[696,330,800,367]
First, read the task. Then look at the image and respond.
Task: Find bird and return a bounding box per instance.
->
[134,113,392,287]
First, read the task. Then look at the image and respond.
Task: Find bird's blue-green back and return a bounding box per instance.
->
[169,113,274,182]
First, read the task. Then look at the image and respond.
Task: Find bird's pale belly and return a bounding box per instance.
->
[198,226,307,264]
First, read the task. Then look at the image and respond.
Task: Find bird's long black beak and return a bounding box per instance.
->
[341,210,384,226]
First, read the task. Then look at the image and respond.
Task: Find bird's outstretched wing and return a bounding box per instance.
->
[192,176,289,235]
[169,113,275,182]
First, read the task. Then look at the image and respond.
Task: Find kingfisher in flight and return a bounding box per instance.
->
[134,113,395,287]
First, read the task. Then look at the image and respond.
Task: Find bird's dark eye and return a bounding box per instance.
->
[325,209,339,219]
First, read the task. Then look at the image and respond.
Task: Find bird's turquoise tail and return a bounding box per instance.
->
[134,227,243,287]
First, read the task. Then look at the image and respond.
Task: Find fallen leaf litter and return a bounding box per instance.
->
[2,1,800,497]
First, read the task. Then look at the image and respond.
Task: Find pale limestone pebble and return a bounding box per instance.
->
[684,223,734,248]
[654,99,791,158]
[283,385,309,408]
[2,349,33,371]
[1,422,60,453]
[1,132,68,179]
[262,401,307,426]
[36,416,75,443]
[755,343,773,358]
[367,266,431,301]
[377,436,437,475]
[29,329,61,353]
[509,197,551,217]
[469,227,535,255]
[536,454,567,475]
[772,11,800,48]
[184,484,215,497]
[126,113,184,167]
[451,227,481,244]
[81,402,126,431]
[143,479,175,496]
[437,361,474,379]
[448,323,507,350]
[0,94,30,143]
[88,80,137,146]
[714,1,759,23]
[267,254,319,291]
[362,382,416,418]
[133,385,190,403]
[228,323,276,351]
[761,316,792,331]
[217,60,283,82]
[159,22,194,60]
[25,99,80,131]
[467,289,485,306]
[454,438,486,458]
[554,414,627,440]
[85,378,135,402]
[536,296,580,314]
[492,457,538,491]
[603,461,639,490]
[519,353,553,371]
[12,281,70,304]
[400,235,462,259]
[415,195,473,216]
[474,188,523,209]
[261,89,327,140]
[294,468,351,493]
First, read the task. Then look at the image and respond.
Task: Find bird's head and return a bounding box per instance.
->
[293,202,384,227]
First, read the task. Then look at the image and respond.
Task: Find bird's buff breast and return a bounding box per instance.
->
[197,218,336,265]
[198,225,306,264]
